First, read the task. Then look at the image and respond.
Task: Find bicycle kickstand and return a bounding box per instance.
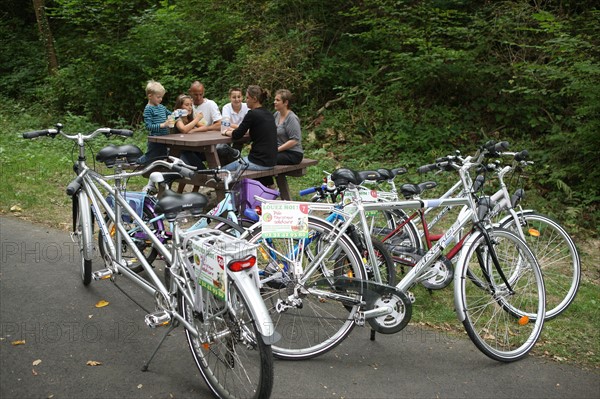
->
[141,321,178,372]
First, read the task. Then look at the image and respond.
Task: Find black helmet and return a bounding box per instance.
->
[331,168,360,186]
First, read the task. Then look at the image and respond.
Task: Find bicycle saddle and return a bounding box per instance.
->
[356,170,382,182]
[376,167,407,181]
[96,144,143,166]
[331,168,361,187]
[399,181,438,199]
[155,190,209,221]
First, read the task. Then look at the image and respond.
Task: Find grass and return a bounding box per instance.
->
[1,102,598,371]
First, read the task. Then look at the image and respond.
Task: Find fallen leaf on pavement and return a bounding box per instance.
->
[32,359,42,366]
[32,369,38,376]
[10,205,22,212]
[11,340,26,345]
[95,300,109,308]
[86,360,102,366]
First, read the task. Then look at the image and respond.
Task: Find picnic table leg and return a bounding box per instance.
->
[275,175,291,200]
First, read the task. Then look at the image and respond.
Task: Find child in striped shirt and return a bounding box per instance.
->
[137,80,172,165]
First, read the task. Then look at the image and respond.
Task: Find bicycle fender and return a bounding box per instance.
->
[452,229,485,323]
[227,269,281,345]
[77,191,95,260]
[497,209,535,227]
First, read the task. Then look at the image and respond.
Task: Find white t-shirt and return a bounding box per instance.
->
[192,99,222,126]
[222,102,249,126]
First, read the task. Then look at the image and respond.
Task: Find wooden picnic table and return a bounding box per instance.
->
[148,131,317,200]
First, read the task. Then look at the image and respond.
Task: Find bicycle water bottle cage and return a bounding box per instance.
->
[331,168,361,187]
[399,181,438,199]
[155,190,208,221]
[96,144,143,167]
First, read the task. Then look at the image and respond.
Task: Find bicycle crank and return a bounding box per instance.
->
[322,276,412,335]
[420,257,454,290]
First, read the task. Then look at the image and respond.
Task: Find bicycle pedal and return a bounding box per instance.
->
[92,269,113,281]
[145,311,171,328]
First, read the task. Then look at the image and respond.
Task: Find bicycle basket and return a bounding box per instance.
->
[181,229,258,308]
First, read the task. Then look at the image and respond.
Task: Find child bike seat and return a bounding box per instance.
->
[155,190,209,221]
[400,181,438,199]
[96,144,143,166]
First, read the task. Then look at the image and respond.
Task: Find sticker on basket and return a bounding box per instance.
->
[192,241,227,300]
[261,203,309,238]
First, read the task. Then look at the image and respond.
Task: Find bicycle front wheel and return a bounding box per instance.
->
[500,211,580,320]
[181,278,274,399]
[456,228,545,362]
[247,216,366,360]
[73,194,93,285]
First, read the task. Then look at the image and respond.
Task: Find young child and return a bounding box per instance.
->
[137,80,172,165]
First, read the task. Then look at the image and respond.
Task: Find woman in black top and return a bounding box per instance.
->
[221,85,278,171]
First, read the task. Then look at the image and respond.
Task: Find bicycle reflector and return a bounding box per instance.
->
[228,255,257,272]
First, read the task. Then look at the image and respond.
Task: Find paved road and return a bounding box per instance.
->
[1,216,598,399]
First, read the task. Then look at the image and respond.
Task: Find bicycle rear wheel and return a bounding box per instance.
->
[456,228,545,362]
[247,216,366,360]
[500,211,580,320]
[181,278,274,399]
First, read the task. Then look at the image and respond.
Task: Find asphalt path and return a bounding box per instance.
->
[1,216,598,399]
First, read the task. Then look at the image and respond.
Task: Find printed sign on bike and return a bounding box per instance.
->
[261,203,309,238]
[343,189,378,216]
[191,241,227,301]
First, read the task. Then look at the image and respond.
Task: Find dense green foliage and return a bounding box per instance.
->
[1,0,598,232]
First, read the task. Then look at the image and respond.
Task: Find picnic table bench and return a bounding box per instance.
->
[147,131,318,200]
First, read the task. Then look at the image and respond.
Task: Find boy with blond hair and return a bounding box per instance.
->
[137,80,172,165]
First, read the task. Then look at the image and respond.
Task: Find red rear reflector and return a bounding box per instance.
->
[228,256,257,272]
[254,206,262,216]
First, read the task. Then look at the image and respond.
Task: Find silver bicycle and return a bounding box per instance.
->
[23,124,277,399]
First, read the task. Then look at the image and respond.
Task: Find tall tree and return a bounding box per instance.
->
[32,0,58,75]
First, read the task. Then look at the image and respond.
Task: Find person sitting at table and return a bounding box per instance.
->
[221,85,277,173]
[221,87,249,129]
[189,81,222,132]
[172,93,206,169]
[259,89,304,187]
[172,94,204,134]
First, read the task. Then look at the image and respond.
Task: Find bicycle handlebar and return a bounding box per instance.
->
[299,186,318,196]
[23,125,134,140]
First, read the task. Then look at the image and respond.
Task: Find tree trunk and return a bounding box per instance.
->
[32,0,58,75]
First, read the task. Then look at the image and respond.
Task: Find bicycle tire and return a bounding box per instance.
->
[180,277,274,399]
[73,194,92,285]
[500,211,580,320]
[456,228,545,362]
[98,201,160,273]
[246,216,366,360]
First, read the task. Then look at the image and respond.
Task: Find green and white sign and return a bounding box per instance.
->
[261,202,309,238]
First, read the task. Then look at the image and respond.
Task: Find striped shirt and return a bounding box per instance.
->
[144,104,171,136]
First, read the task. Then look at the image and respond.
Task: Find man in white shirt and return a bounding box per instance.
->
[189,81,222,132]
